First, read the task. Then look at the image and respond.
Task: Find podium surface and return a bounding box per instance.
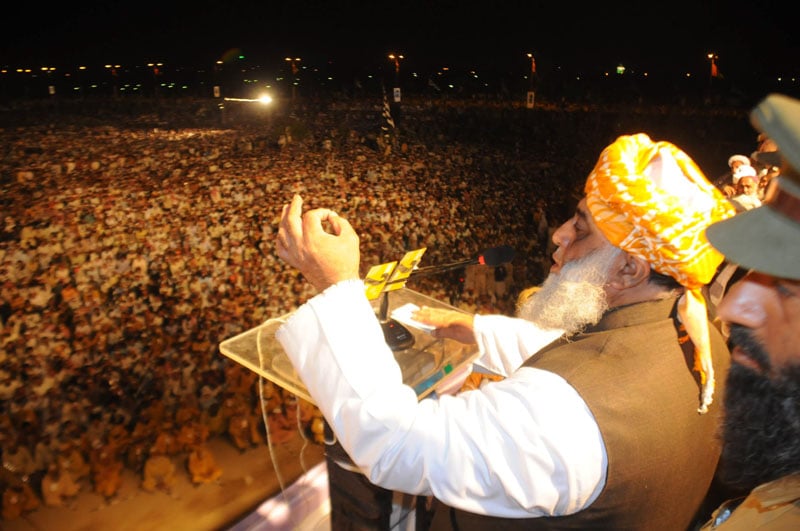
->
[219,288,479,404]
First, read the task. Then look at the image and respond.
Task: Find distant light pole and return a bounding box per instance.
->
[105,64,120,98]
[285,57,301,101]
[526,52,536,109]
[213,60,223,99]
[147,62,163,97]
[388,53,403,103]
[42,66,56,97]
[707,52,719,85]
[76,65,88,97]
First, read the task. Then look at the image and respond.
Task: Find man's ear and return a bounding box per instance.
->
[607,252,651,291]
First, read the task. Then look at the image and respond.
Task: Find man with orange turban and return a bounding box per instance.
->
[274,133,736,529]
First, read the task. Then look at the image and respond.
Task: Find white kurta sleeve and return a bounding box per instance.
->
[276,280,606,518]
[472,314,564,377]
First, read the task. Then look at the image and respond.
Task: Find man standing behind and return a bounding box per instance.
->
[702,93,800,528]
[729,166,763,212]
[715,154,752,196]
[276,133,736,529]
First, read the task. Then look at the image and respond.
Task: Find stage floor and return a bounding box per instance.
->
[3,433,326,531]
[230,460,418,531]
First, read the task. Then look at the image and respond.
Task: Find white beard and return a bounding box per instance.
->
[518,244,622,336]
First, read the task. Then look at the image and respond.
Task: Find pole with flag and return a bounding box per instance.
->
[708,52,721,81]
[381,84,396,141]
[526,52,537,109]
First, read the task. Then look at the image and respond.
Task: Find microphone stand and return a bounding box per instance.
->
[378,291,415,351]
[374,246,513,351]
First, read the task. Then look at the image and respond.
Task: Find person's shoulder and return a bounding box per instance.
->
[707,474,800,529]
[751,473,800,499]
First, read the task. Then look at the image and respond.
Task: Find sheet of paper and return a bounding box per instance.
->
[391,303,436,333]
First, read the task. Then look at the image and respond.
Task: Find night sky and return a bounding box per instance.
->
[3,1,797,82]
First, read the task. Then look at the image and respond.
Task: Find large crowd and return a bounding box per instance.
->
[0,94,757,519]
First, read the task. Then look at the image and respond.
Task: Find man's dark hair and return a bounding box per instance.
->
[649,269,681,291]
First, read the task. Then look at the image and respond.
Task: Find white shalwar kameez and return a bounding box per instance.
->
[276,279,607,518]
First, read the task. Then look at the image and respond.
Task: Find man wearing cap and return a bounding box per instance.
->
[701,93,800,529]
[275,133,736,529]
[714,154,752,196]
[729,165,762,211]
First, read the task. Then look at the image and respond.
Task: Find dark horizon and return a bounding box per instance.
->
[3,1,798,81]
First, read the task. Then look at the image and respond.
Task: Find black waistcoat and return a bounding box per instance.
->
[431,297,730,531]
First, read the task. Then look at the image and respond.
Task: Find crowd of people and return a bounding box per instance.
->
[712,133,783,212]
[0,94,763,522]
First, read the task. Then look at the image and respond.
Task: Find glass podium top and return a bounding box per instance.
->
[219,289,479,404]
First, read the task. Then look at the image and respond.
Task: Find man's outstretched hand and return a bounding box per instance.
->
[412,306,476,344]
[276,194,361,292]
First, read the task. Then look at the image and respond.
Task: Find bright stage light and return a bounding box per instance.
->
[223,94,273,105]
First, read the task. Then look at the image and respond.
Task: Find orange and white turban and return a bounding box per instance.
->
[585,134,737,413]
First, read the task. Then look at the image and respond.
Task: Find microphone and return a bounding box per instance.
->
[389,245,515,284]
[379,245,514,350]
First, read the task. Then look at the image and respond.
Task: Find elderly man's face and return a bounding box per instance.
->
[738,177,759,197]
[550,199,615,274]
[517,198,622,335]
